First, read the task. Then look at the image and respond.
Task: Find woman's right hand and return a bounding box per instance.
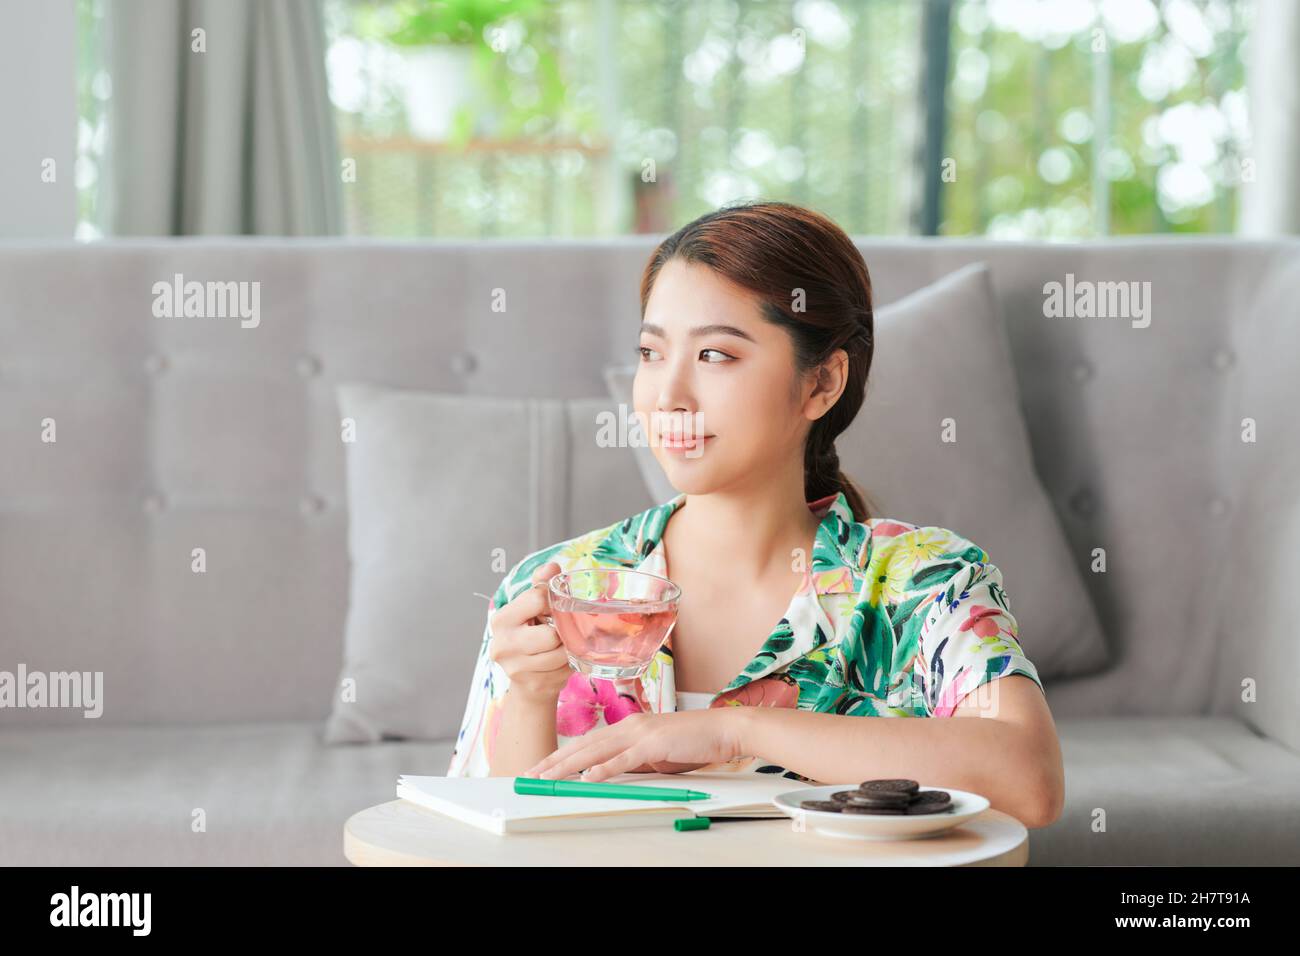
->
[489,561,573,704]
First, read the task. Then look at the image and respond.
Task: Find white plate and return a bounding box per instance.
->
[771,785,989,841]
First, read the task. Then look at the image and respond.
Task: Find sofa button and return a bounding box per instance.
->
[1211,348,1234,371]
[297,355,322,377]
[1208,495,1229,517]
[451,351,477,375]
[1069,489,1096,518]
[142,492,167,513]
[144,353,169,375]
[299,493,326,515]
[1071,360,1092,383]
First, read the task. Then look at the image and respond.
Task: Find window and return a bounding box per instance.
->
[940,0,1254,237]
[324,0,926,237]
[75,0,1256,239]
[75,0,109,240]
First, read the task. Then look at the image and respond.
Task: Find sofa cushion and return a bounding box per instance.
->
[1031,715,1300,865]
[0,720,455,866]
[1209,252,1300,755]
[606,263,1109,681]
[324,383,652,744]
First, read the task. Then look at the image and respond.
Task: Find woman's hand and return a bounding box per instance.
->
[524,709,746,782]
[487,561,572,705]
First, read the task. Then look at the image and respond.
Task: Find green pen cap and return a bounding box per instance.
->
[674,817,711,831]
[515,778,560,796]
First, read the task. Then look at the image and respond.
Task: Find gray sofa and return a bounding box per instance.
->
[2,236,1298,866]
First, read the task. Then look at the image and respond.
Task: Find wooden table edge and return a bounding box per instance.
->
[344,800,1028,867]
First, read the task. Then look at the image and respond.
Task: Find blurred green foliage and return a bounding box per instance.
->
[76,0,1254,239]
[941,0,1251,237]
[347,0,567,146]
[377,0,545,46]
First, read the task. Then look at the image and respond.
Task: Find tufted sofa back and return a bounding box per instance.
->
[2,238,1298,751]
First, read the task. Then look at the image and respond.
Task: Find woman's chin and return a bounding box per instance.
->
[654,444,713,470]
[656,468,715,496]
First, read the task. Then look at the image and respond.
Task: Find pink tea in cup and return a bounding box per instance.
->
[547,568,681,679]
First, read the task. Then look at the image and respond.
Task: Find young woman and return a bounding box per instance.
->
[447,200,1065,830]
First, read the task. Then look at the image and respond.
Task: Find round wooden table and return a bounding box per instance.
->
[344,799,1028,866]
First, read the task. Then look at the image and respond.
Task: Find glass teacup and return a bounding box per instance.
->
[544,568,682,679]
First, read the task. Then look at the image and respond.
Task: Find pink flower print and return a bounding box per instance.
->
[932,670,970,718]
[873,520,917,539]
[555,671,644,736]
[958,604,1002,639]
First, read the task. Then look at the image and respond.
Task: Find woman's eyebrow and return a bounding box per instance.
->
[638,321,756,343]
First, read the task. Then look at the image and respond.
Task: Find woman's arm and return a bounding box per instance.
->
[488,686,562,777]
[729,675,1065,828]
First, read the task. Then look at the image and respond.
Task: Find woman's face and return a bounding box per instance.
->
[633,258,841,495]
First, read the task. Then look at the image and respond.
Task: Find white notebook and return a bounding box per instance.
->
[396,771,816,835]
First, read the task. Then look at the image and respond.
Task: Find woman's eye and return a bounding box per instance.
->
[637,345,733,363]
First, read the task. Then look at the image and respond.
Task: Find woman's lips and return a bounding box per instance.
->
[660,435,715,453]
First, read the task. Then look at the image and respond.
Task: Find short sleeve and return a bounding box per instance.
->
[901,540,1044,718]
[445,556,536,777]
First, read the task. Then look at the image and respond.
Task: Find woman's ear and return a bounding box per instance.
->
[805,349,849,416]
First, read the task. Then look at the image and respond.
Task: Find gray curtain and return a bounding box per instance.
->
[1238,0,1300,236]
[104,0,342,236]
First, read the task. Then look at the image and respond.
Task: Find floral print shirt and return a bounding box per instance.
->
[446,490,1044,781]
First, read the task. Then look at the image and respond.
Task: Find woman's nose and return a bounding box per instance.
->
[654,369,697,416]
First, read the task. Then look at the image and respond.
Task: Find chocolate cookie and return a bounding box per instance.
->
[800,800,843,812]
[848,794,913,809]
[859,778,920,796]
[905,790,952,814]
[833,790,908,808]
[841,804,906,814]
[908,789,951,806]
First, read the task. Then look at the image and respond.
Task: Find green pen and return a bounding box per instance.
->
[514,777,712,801]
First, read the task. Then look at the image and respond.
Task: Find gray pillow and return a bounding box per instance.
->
[605,262,1109,681]
[324,383,652,743]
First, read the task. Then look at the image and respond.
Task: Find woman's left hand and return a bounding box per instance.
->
[524,709,746,782]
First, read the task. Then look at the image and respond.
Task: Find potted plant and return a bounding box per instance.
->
[374,0,564,145]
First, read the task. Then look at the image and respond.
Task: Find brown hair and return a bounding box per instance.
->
[638,199,876,521]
